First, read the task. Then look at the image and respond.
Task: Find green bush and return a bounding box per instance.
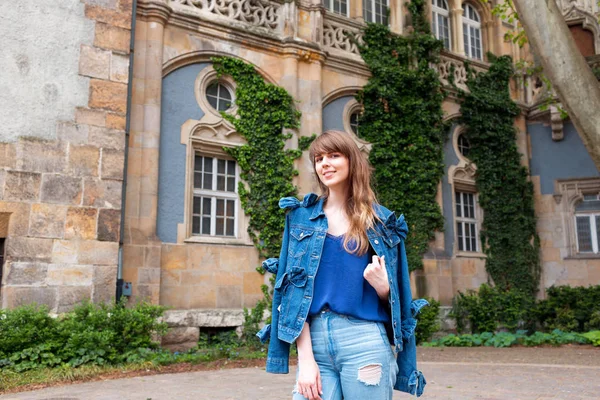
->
[415,297,440,344]
[535,285,600,332]
[424,329,592,348]
[0,300,167,372]
[451,284,535,333]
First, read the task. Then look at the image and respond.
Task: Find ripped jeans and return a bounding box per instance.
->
[293,310,398,400]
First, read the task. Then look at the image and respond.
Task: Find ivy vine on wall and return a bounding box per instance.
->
[357,0,446,270]
[459,54,541,295]
[213,57,312,260]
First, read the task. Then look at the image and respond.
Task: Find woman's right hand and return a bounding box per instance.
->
[297,358,323,400]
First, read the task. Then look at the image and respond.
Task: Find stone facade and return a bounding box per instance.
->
[2,0,600,332]
[0,0,133,311]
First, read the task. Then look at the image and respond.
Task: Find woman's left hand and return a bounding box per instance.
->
[364,255,390,301]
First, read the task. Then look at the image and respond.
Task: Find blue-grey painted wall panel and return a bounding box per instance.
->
[442,125,459,257]
[529,121,599,195]
[322,96,354,132]
[157,63,208,243]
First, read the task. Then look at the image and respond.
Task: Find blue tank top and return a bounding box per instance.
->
[309,233,390,323]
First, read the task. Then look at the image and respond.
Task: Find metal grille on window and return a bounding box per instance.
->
[192,155,237,237]
[462,4,482,60]
[322,0,348,16]
[456,191,478,252]
[432,0,451,49]
[206,82,233,112]
[363,0,388,24]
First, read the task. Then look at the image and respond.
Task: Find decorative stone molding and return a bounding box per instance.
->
[550,104,564,141]
[341,98,371,154]
[558,0,600,54]
[322,14,364,56]
[435,51,488,90]
[194,66,238,118]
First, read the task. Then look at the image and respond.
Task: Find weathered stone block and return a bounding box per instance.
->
[56,121,90,145]
[144,245,161,268]
[4,262,48,285]
[162,309,245,328]
[89,126,125,150]
[138,267,160,284]
[92,283,115,304]
[89,79,127,114]
[0,142,17,169]
[2,287,57,310]
[76,107,106,127]
[40,174,83,205]
[57,286,93,313]
[79,44,110,79]
[47,264,94,286]
[82,177,122,208]
[5,237,54,262]
[68,145,100,177]
[0,170,5,200]
[180,270,212,286]
[101,149,125,180]
[79,240,119,265]
[188,245,220,270]
[215,272,242,286]
[0,202,31,236]
[18,138,67,174]
[162,327,199,346]
[243,271,264,295]
[136,284,160,304]
[85,4,131,29]
[29,203,68,238]
[216,286,241,308]
[162,244,187,271]
[84,0,118,9]
[110,53,130,83]
[105,113,126,130]
[4,171,41,202]
[52,240,79,264]
[94,264,118,287]
[97,208,121,241]
[65,207,98,240]
[94,23,130,53]
[0,212,9,236]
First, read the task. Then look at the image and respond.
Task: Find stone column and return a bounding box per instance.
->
[389,0,403,34]
[450,0,465,55]
[352,0,364,21]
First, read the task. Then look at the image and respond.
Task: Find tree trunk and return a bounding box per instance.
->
[513,0,600,169]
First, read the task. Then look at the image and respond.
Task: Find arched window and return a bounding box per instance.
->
[432,0,451,49]
[463,4,483,60]
[206,81,233,112]
[350,111,360,137]
[457,133,470,158]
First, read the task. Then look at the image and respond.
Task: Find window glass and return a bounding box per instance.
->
[206,82,233,112]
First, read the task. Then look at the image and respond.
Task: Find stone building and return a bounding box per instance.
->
[1,0,600,344]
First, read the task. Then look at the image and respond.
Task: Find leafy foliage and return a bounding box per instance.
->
[0,301,167,372]
[357,0,446,270]
[423,329,595,348]
[459,54,541,294]
[535,285,600,332]
[415,297,441,344]
[451,284,536,334]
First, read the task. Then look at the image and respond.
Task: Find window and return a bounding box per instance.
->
[322,0,348,16]
[455,191,478,252]
[575,194,600,253]
[206,82,233,112]
[350,111,360,136]
[462,4,482,60]
[363,0,388,25]
[458,134,470,158]
[192,154,238,237]
[432,0,451,49]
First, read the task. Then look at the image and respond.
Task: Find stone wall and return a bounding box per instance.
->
[0,0,133,312]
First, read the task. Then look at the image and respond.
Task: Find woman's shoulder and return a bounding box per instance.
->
[279,193,320,211]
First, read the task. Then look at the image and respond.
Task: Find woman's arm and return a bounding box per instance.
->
[295,322,322,400]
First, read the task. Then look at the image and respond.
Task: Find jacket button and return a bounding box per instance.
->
[374,239,379,244]
[300,232,304,237]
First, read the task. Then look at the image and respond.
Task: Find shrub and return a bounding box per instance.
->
[535,285,600,333]
[415,297,440,344]
[0,304,58,360]
[451,284,535,333]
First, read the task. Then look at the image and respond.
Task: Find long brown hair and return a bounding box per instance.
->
[308,130,379,255]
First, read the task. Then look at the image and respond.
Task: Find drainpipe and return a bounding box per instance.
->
[117,0,138,303]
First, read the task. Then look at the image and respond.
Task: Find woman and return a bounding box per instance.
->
[258,130,427,399]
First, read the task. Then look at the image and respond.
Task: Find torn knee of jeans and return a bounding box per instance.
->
[357,363,382,386]
[292,381,300,394]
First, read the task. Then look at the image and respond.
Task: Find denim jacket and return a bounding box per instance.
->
[257,193,427,397]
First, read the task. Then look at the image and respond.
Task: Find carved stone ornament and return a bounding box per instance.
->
[558,0,600,54]
[322,15,364,56]
[550,105,564,141]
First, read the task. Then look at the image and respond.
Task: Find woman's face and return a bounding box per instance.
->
[314,151,350,190]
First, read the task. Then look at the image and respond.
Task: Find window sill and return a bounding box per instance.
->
[564,254,600,260]
[184,236,255,247]
[455,251,487,259]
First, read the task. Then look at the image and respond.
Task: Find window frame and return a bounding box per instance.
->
[462,3,483,60]
[191,154,239,238]
[432,0,452,49]
[322,0,350,17]
[363,0,389,25]
[455,190,479,253]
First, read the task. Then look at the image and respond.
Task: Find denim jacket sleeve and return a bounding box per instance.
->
[394,237,427,396]
[264,212,291,373]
